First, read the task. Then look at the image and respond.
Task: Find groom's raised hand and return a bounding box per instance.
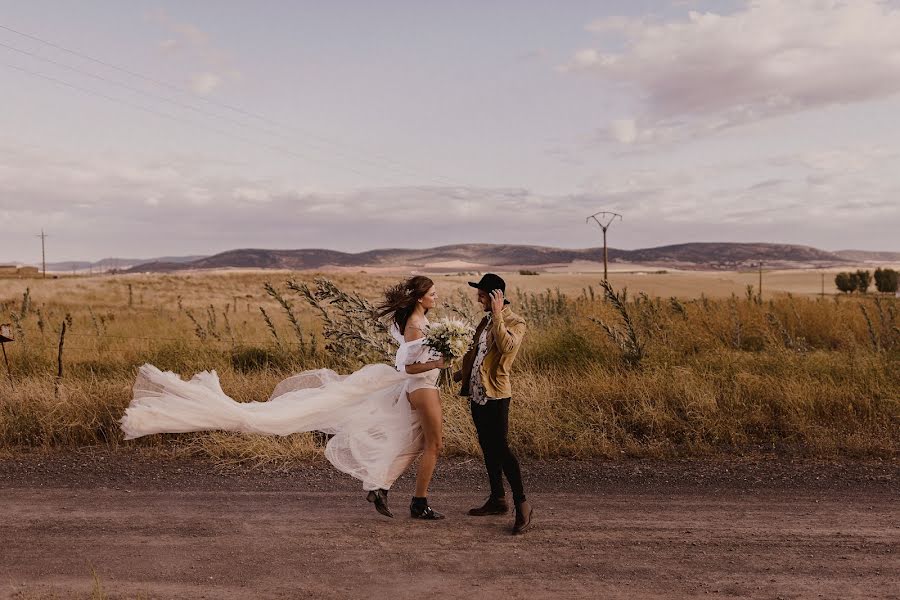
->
[490,289,505,314]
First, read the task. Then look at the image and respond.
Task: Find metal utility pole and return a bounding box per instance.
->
[36,229,47,278]
[586,211,622,282]
[758,262,763,300]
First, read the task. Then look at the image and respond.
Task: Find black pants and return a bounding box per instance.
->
[470,398,526,504]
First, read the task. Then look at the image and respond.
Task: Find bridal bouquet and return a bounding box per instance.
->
[424,318,475,362]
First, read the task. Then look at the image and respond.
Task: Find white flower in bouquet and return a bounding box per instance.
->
[424,318,475,362]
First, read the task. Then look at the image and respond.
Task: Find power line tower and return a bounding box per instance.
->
[36,229,48,278]
[586,211,622,282]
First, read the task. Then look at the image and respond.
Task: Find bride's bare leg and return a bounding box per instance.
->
[383,432,424,488]
[408,388,443,498]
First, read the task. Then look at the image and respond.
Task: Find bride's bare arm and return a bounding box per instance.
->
[405,358,446,374]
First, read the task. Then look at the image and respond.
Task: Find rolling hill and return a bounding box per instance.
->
[834,250,900,263]
[122,242,870,273]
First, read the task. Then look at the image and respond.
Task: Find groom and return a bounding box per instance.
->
[455,273,532,534]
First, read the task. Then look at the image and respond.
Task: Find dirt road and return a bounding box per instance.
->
[1,452,897,599]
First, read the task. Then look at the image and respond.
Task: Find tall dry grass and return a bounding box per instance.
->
[0,271,897,462]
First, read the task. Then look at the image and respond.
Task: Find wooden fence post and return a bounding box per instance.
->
[0,323,13,387]
[54,320,67,397]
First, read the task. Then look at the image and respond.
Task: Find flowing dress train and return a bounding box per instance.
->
[120,327,441,491]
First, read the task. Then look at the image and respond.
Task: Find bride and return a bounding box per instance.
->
[120,275,448,519]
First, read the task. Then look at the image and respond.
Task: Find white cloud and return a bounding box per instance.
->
[609,119,638,144]
[147,9,240,96]
[567,0,900,145]
[576,142,900,229]
[1,144,898,260]
[568,49,604,69]
[233,187,273,204]
[191,72,222,95]
[768,146,896,173]
[168,21,209,47]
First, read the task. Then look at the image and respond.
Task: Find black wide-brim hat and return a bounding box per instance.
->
[468,273,511,304]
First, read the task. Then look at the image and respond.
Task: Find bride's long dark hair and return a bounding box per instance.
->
[376,275,434,335]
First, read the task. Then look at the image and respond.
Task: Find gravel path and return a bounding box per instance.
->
[1,451,897,599]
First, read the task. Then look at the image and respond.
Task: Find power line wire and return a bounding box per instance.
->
[0,22,462,187]
[0,39,459,186]
[0,60,415,183]
[0,41,277,135]
[1,54,476,206]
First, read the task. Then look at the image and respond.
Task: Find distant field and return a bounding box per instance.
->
[0,268,897,461]
[2,263,897,307]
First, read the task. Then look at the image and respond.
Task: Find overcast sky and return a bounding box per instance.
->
[1,0,898,262]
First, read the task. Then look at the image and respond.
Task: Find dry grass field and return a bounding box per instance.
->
[0,268,898,461]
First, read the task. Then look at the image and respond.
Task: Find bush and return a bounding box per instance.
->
[855,270,872,293]
[874,268,899,294]
[835,272,856,293]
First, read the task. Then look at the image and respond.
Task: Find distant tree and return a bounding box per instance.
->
[855,269,872,293]
[835,272,856,293]
[874,268,899,294]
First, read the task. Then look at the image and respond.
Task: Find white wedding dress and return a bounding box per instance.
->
[120,324,441,491]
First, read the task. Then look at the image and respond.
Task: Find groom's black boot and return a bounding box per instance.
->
[468,495,509,516]
[512,499,533,535]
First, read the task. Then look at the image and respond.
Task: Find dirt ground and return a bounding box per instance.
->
[0,451,897,599]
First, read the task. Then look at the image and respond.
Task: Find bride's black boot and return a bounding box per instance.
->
[366,488,393,518]
[410,496,445,520]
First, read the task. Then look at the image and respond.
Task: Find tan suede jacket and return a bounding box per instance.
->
[456,306,526,399]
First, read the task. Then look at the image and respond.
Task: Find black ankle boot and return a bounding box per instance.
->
[410,497,445,520]
[366,488,393,518]
[468,495,509,516]
[512,499,533,535]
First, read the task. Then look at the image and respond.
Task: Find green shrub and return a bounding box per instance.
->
[855,270,873,293]
[835,272,856,293]
[875,268,899,294]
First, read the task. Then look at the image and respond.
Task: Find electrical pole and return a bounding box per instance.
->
[36,230,47,278]
[586,211,622,282]
[758,262,763,301]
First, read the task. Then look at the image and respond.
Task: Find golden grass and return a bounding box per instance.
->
[0,270,897,461]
